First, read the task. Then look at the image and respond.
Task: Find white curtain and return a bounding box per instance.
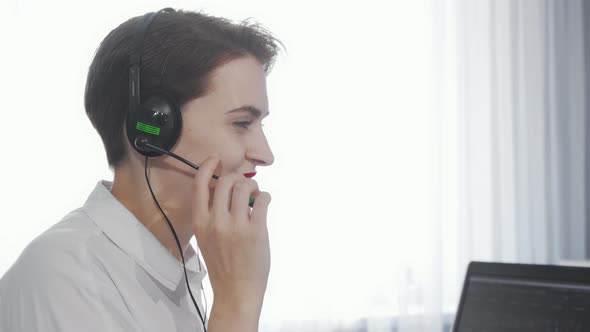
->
[263,0,586,331]
[434,0,586,265]
[426,1,587,331]
[1,1,586,332]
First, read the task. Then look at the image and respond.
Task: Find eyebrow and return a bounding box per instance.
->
[225,105,269,119]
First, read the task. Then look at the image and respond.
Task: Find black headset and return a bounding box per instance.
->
[125,8,208,331]
[126,8,183,157]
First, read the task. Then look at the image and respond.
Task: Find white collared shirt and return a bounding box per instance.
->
[0,180,207,332]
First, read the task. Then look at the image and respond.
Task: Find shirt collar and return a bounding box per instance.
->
[82,180,206,290]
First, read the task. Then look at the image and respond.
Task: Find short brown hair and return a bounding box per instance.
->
[84,8,283,168]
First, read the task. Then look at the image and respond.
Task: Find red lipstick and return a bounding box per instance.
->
[243,172,257,178]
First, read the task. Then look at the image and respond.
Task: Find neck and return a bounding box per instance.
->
[111,158,194,262]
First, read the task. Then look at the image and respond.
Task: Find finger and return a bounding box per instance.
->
[208,160,223,209]
[212,173,244,214]
[193,156,220,222]
[208,159,224,191]
[230,179,259,220]
[250,191,271,225]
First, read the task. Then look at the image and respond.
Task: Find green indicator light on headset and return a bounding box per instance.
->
[136,121,161,135]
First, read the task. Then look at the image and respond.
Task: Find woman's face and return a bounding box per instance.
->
[168,55,274,183]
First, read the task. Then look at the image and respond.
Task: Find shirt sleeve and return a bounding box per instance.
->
[0,233,137,332]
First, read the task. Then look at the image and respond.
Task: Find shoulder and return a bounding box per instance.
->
[0,208,132,331]
[3,208,103,282]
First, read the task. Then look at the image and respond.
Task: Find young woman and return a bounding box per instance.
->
[0,8,282,332]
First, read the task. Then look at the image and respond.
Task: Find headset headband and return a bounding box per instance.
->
[128,8,174,117]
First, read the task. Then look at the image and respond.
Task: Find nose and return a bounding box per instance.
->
[246,131,274,167]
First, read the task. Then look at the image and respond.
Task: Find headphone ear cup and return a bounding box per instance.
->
[127,95,182,157]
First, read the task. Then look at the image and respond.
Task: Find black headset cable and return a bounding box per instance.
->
[144,156,207,332]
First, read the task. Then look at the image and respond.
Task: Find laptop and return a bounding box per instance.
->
[452,261,590,332]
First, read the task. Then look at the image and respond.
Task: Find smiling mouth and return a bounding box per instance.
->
[243,172,257,178]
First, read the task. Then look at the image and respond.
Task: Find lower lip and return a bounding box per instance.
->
[244,173,256,178]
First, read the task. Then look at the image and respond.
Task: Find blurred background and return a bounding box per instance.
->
[0,0,587,331]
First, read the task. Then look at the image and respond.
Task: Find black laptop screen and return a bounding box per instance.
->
[455,274,590,332]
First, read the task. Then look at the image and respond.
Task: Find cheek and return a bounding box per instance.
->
[176,125,221,164]
[216,156,243,176]
[209,140,246,175]
[178,121,245,175]
[205,156,240,189]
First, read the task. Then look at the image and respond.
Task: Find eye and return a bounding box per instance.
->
[234,121,252,129]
